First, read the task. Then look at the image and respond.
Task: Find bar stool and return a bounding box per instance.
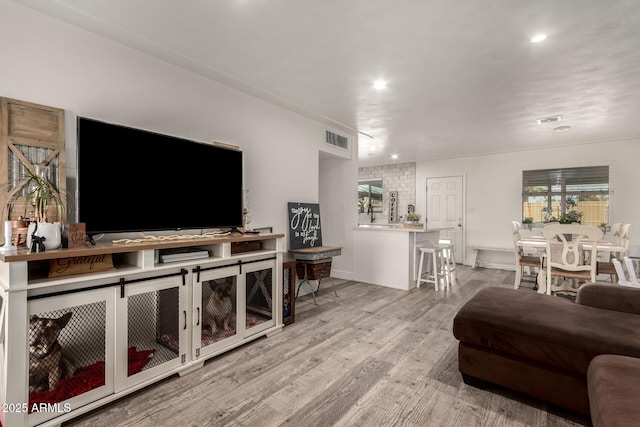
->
[438,238,457,280]
[416,243,449,290]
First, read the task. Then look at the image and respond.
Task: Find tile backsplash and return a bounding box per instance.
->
[358,162,416,223]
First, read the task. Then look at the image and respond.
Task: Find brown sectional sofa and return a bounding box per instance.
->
[453,283,640,423]
[588,354,640,427]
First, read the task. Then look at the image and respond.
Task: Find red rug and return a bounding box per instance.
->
[28,346,154,413]
[162,313,267,353]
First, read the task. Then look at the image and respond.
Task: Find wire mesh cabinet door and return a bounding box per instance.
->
[244,259,277,337]
[27,287,115,427]
[192,264,243,360]
[115,270,189,391]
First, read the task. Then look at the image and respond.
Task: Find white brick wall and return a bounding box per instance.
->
[358,162,416,222]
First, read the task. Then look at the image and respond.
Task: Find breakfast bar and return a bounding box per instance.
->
[353,224,453,290]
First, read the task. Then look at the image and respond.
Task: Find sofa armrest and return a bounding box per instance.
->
[576,283,640,315]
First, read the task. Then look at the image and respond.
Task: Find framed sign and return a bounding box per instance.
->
[287,202,323,249]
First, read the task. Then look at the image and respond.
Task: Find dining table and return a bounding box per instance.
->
[517,235,628,294]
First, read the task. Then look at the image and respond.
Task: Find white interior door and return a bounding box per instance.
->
[426,176,464,263]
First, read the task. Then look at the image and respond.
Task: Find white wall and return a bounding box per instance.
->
[6,1,638,284]
[0,0,357,258]
[319,154,358,280]
[416,139,640,267]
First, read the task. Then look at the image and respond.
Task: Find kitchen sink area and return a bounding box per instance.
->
[357,223,403,229]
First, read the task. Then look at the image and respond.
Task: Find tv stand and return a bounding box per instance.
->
[231,227,260,235]
[0,233,284,427]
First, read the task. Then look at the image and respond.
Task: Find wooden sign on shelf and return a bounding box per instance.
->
[48,254,115,278]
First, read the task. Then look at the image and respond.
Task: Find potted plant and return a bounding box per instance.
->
[522,217,534,230]
[16,166,65,250]
[556,210,583,241]
[405,213,421,223]
[558,210,583,224]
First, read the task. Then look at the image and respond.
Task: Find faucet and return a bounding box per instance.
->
[368,203,375,223]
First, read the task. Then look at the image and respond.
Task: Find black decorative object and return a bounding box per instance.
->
[287,202,322,250]
[30,222,46,253]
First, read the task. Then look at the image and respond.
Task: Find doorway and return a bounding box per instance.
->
[426,176,464,264]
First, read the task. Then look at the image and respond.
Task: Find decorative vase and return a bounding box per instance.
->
[27,221,62,251]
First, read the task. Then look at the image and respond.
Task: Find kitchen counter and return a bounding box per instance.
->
[353,226,452,290]
[355,223,425,231]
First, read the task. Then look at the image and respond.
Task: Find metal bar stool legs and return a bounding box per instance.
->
[316,276,339,298]
[295,258,337,305]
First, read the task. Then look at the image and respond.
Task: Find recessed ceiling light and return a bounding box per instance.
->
[531,34,548,43]
[554,125,571,132]
[391,154,398,160]
[373,80,387,90]
[537,115,562,124]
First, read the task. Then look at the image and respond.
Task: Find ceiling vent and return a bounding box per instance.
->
[325,130,349,150]
[537,115,562,125]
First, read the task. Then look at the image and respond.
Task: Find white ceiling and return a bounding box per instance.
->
[16,0,640,166]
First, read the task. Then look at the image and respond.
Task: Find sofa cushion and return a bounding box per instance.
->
[577,282,640,315]
[453,287,640,375]
[588,354,640,427]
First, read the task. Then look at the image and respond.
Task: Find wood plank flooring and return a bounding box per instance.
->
[64,266,590,427]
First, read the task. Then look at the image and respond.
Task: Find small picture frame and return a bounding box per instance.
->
[68,223,87,248]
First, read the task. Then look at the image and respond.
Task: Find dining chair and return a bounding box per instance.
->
[625,256,639,283]
[612,257,640,286]
[597,223,632,282]
[610,223,623,244]
[512,221,542,289]
[541,223,603,295]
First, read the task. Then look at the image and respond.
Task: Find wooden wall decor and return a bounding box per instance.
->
[0,97,66,222]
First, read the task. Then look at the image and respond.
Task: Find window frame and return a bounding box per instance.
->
[521,166,610,226]
[358,179,383,214]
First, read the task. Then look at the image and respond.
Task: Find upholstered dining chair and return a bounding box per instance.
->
[541,223,603,295]
[512,221,543,289]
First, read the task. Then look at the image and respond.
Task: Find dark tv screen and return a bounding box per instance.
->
[77,117,243,235]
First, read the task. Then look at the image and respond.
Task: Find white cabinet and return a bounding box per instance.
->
[192,258,276,361]
[27,288,115,427]
[116,268,190,391]
[0,234,283,427]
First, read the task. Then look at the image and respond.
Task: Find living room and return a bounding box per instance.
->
[2,1,640,426]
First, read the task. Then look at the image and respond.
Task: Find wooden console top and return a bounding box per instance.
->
[0,232,284,263]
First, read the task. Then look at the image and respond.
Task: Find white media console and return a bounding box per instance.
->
[0,233,284,427]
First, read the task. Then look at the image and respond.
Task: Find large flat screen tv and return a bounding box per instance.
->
[77,117,244,235]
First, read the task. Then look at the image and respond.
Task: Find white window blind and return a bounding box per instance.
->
[522,166,609,226]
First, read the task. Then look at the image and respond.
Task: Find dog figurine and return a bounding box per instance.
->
[28,312,76,393]
[203,280,234,335]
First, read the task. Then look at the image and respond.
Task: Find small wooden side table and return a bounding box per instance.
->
[289,246,342,305]
[283,255,297,325]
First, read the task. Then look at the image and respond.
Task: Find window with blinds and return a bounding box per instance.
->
[522,166,609,226]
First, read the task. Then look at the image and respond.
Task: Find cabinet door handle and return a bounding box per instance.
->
[183,311,187,330]
[196,307,200,326]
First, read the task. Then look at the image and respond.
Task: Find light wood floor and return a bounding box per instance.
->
[64,266,590,427]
